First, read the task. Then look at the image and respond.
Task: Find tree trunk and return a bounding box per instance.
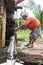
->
[15,0,24,5]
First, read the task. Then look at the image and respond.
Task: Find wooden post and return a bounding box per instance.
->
[0,0,6,50]
[2,7,6,47]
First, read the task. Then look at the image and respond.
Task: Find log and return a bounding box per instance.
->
[15,43,43,63]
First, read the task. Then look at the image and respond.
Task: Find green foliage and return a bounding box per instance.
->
[19,18,24,26]
[35,13,41,21]
[16,29,30,39]
[35,11,43,29]
[15,18,24,27]
[17,48,22,53]
[41,30,43,34]
[15,19,18,27]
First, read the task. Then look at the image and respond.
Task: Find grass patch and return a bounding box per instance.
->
[16,42,21,46]
[16,29,43,43]
[16,29,30,39]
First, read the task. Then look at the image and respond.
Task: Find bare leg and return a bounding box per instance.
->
[25,38,36,48]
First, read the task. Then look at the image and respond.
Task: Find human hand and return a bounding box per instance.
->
[14,27,18,32]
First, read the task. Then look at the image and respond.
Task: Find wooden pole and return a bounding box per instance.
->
[2,7,6,47]
[0,0,6,50]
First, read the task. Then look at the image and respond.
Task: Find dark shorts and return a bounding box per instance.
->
[30,26,41,39]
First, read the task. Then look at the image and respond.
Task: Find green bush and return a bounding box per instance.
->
[15,18,24,27]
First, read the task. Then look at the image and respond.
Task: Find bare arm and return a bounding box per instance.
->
[14,24,25,31]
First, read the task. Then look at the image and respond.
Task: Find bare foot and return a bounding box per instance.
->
[28,44,33,48]
[25,44,33,48]
[24,43,30,46]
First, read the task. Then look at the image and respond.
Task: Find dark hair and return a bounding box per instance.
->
[22,15,28,20]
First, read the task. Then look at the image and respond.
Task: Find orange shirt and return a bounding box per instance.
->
[23,17,40,30]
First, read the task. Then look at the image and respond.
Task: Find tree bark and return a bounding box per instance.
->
[15,0,24,5]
